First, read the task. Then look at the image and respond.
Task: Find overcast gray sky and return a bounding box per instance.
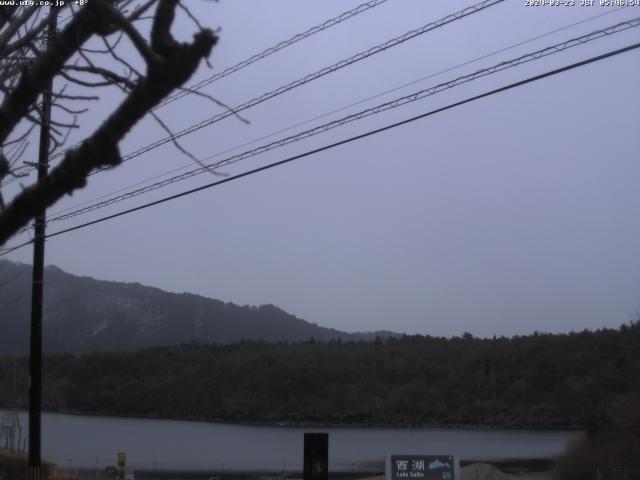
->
[4,0,640,337]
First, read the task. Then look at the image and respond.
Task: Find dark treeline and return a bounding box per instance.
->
[1,323,638,428]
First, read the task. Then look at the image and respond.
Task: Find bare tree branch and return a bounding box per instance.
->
[0,0,217,245]
[0,2,108,143]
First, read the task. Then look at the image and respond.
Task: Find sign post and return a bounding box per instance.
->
[117,452,126,480]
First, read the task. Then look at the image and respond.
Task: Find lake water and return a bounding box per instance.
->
[1,411,582,472]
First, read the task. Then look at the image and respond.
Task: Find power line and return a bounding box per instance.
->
[157,0,392,108]
[7,15,637,243]
[2,40,637,256]
[107,0,504,168]
[33,17,640,228]
[0,240,31,256]
[44,6,630,221]
[49,0,504,171]
[1,0,392,184]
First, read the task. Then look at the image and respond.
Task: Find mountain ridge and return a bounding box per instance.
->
[0,260,399,355]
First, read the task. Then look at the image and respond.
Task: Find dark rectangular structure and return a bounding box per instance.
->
[304,433,328,480]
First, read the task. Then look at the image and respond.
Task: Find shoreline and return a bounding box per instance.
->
[1,406,584,431]
[49,459,558,477]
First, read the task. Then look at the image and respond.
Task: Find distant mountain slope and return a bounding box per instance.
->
[0,260,398,355]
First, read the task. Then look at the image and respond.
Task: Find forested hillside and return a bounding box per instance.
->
[1,323,638,428]
[0,260,395,355]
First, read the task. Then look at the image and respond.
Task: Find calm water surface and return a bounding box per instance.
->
[3,411,582,471]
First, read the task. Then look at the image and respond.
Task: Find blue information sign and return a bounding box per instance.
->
[389,455,456,480]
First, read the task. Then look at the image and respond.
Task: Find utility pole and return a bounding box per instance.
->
[29,7,57,480]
